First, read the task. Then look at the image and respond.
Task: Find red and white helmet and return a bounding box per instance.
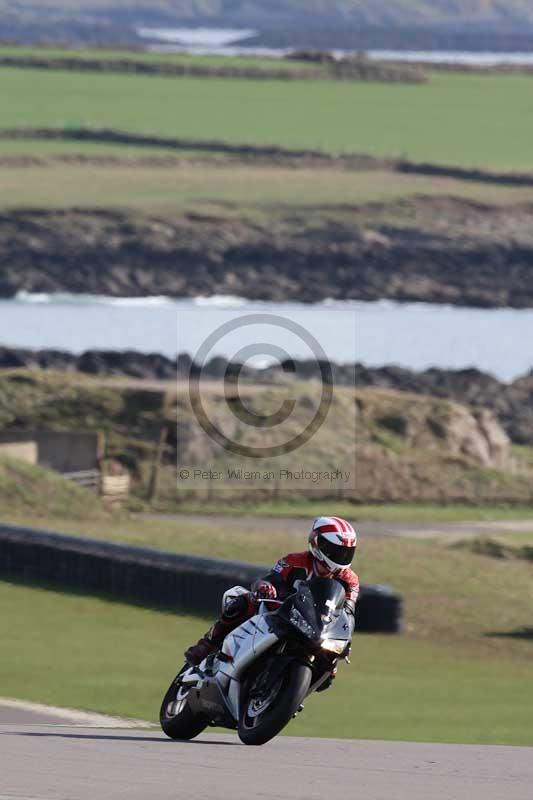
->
[309,516,357,574]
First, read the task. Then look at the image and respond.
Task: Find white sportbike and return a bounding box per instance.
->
[160,576,353,746]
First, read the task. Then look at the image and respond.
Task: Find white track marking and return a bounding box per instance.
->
[0,697,154,728]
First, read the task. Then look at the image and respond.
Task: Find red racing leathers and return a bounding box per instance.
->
[266,551,359,606]
[184,551,359,665]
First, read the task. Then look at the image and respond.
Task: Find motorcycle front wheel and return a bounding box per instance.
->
[159,668,208,741]
[238,661,312,746]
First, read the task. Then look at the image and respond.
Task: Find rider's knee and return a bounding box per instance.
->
[222,586,251,621]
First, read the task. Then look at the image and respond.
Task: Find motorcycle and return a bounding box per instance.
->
[160,576,353,746]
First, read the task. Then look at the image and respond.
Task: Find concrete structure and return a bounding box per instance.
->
[0,439,38,464]
[0,430,104,473]
[0,430,127,497]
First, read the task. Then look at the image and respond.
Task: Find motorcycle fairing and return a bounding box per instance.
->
[215,613,279,719]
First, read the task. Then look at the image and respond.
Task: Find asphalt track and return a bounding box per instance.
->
[2,707,533,800]
[141,512,533,540]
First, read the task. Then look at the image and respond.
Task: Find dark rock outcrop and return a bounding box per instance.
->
[3,200,533,306]
[353,364,533,446]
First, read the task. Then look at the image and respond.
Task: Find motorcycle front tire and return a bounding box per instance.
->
[160,671,208,741]
[238,661,312,746]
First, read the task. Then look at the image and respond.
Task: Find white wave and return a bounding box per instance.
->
[137,27,257,46]
[14,291,53,304]
[14,292,177,308]
[10,291,280,311]
[320,298,358,309]
[193,294,249,308]
[101,296,177,308]
[13,291,361,310]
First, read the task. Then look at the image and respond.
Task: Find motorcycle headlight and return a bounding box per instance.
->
[289,607,315,639]
[321,638,349,655]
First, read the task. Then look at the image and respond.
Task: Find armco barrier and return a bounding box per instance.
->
[0,524,403,633]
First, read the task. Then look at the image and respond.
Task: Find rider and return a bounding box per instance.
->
[185,516,359,687]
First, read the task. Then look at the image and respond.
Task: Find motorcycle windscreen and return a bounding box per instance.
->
[307,577,346,613]
[290,578,346,637]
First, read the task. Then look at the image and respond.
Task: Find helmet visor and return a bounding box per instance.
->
[318,534,355,566]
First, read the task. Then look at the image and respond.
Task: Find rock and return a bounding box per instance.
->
[474,409,512,469]
[356,387,512,470]
[3,199,533,306]
[353,387,526,502]
[352,363,533,446]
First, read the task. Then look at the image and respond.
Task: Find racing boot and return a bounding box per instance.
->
[184,591,256,665]
[184,619,229,665]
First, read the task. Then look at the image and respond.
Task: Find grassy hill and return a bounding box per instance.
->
[0,455,109,520]
[1,370,532,507]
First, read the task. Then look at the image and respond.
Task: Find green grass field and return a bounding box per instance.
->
[1,67,533,168]
[2,160,532,216]
[2,527,532,743]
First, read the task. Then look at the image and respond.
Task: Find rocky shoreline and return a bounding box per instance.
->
[2,346,533,446]
[0,346,357,385]
[2,200,533,306]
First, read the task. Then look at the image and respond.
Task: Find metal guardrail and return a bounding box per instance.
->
[0,523,403,633]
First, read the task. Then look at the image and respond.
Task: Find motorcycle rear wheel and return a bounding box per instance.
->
[159,669,208,741]
[238,661,312,746]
